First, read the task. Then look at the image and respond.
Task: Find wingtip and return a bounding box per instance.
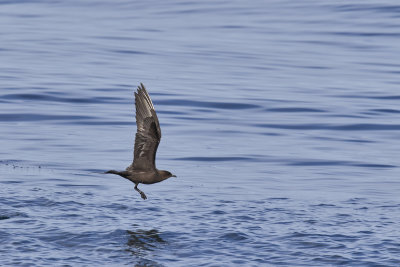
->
[138,83,146,91]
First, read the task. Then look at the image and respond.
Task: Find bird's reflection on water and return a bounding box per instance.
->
[126,229,167,266]
[126,229,166,257]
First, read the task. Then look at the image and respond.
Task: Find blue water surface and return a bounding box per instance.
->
[1,1,400,266]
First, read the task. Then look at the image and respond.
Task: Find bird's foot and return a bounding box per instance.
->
[140,192,147,200]
[134,184,147,200]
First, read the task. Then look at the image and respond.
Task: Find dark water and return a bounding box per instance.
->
[1,1,400,266]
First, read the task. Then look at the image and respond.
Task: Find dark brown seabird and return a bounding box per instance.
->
[105,83,176,200]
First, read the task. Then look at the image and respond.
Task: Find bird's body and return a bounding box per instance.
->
[106,169,172,185]
[105,83,175,200]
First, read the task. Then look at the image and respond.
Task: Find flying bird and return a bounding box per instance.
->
[105,83,176,200]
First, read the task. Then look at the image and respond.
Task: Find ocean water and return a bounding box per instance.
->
[1,0,400,266]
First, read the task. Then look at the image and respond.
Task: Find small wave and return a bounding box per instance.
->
[311,203,336,207]
[1,92,125,104]
[288,160,349,166]
[256,123,400,131]
[369,108,400,114]
[352,163,396,168]
[287,159,396,168]
[210,210,227,215]
[335,94,400,100]
[266,107,326,113]
[0,113,95,122]
[0,210,28,220]
[155,99,260,110]
[267,197,289,201]
[219,232,249,241]
[173,156,253,162]
[110,49,152,55]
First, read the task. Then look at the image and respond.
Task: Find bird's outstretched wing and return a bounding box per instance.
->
[126,83,161,171]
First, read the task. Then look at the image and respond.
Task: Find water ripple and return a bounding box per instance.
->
[1,93,124,104]
[174,156,252,162]
[287,160,396,168]
[155,99,260,109]
[219,232,249,241]
[257,123,400,131]
[0,113,95,122]
[266,107,327,113]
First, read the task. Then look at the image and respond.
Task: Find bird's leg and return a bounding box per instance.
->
[134,184,147,200]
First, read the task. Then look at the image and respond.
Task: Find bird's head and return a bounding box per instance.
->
[159,170,177,180]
